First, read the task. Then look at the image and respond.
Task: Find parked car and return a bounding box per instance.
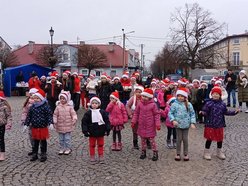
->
[199,75,214,84]
[166,74,182,82]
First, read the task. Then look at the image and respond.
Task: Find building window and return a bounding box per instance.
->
[96,71,101,77]
[110,70,116,77]
[233,52,240,66]
[233,38,240,45]
[81,69,88,75]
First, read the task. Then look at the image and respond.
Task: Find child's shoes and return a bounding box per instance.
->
[64,149,72,155]
[216,148,225,160]
[58,149,64,155]
[111,143,116,151]
[116,142,122,151]
[152,151,158,161]
[140,150,146,159]
[174,154,181,161]
[183,154,189,161]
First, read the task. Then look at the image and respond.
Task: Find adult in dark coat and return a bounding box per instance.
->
[224,69,237,107]
[111,77,123,100]
[236,70,248,112]
[97,76,112,110]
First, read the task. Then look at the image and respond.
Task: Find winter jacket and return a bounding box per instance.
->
[132,99,160,138]
[201,99,237,128]
[121,79,132,101]
[81,109,111,137]
[190,88,198,105]
[157,91,166,108]
[97,82,112,110]
[24,100,53,128]
[224,73,237,90]
[160,104,174,128]
[169,100,196,129]
[0,100,12,127]
[53,102,77,133]
[126,95,142,117]
[45,81,62,101]
[237,75,248,102]
[106,102,128,126]
[111,82,124,99]
[28,77,41,89]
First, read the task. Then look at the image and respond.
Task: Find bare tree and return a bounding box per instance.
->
[170,3,226,69]
[76,45,107,76]
[0,48,18,69]
[36,45,59,69]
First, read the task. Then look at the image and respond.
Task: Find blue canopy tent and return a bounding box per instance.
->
[3,64,52,97]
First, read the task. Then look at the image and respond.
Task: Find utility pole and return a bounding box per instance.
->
[140,44,144,70]
[122,29,125,70]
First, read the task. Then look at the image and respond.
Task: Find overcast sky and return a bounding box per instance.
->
[1,0,247,65]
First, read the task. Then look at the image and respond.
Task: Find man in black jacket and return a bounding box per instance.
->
[224,69,237,107]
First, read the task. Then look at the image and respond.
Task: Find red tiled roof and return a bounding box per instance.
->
[12,43,127,68]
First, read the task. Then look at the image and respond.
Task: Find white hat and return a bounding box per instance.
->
[72,72,78,76]
[100,72,108,79]
[59,90,71,103]
[112,76,120,81]
[240,70,246,75]
[200,82,208,88]
[89,97,101,105]
[134,85,144,92]
[215,80,222,85]
[122,72,129,78]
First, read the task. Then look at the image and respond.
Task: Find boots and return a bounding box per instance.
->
[173,139,177,149]
[133,140,139,150]
[166,140,172,149]
[0,152,5,161]
[111,143,116,151]
[116,142,122,151]
[216,148,225,160]
[140,150,146,159]
[40,153,47,162]
[152,151,158,161]
[203,148,211,160]
[30,153,38,161]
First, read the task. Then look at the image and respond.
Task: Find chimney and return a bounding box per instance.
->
[63,41,68,45]
[108,42,116,52]
[79,41,85,46]
[28,41,35,54]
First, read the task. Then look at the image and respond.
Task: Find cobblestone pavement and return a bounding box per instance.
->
[1,96,248,185]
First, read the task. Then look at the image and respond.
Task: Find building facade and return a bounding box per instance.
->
[200,33,248,74]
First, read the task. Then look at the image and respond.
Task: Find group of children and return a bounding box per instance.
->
[0,77,240,163]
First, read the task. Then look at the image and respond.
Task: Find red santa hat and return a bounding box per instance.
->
[141,88,154,98]
[215,80,222,86]
[72,72,78,76]
[0,91,6,100]
[89,74,95,79]
[162,78,170,85]
[110,91,119,100]
[34,89,46,101]
[78,74,84,78]
[178,78,189,85]
[89,96,101,105]
[192,79,200,84]
[40,75,46,79]
[122,72,129,79]
[176,87,188,98]
[167,94,176,105]
[134,72,140,77]
[113,76,120,81]
[200,82,208,88]
[130,75,136,80]
[59,90,71,102]
[211,86,222,96]
[134,85,144,92]
[100,72,108,79]
[29,88,39,95]
[50,71,58,79]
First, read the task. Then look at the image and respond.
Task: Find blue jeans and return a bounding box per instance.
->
[59,132,72,150]
[227,89,236,106]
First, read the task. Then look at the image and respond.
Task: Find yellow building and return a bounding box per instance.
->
[200,33,248,74]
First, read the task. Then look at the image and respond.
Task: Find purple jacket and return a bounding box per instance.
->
[132,99,160,138]
[202,99,237,128]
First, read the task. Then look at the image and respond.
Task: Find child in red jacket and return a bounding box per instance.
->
[106,91,128,151]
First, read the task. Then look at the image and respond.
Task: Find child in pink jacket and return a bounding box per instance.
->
[53,91,77,155]
[126,85,144,149]
[160,95,177,149]
[106,91,128,151]
[157,85,166,109]
[131,88,160,161]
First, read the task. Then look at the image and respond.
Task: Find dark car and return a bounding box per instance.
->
[166,74,182,82]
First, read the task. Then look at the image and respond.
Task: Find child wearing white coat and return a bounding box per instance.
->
[53,91,77,155]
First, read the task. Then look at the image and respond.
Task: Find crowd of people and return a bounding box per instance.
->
[0,68,247,164]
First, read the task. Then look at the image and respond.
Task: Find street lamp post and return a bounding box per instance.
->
[122,29,135,71]
[49,27,56,69]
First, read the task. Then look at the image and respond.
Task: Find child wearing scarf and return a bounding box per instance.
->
[81,97,110,164]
